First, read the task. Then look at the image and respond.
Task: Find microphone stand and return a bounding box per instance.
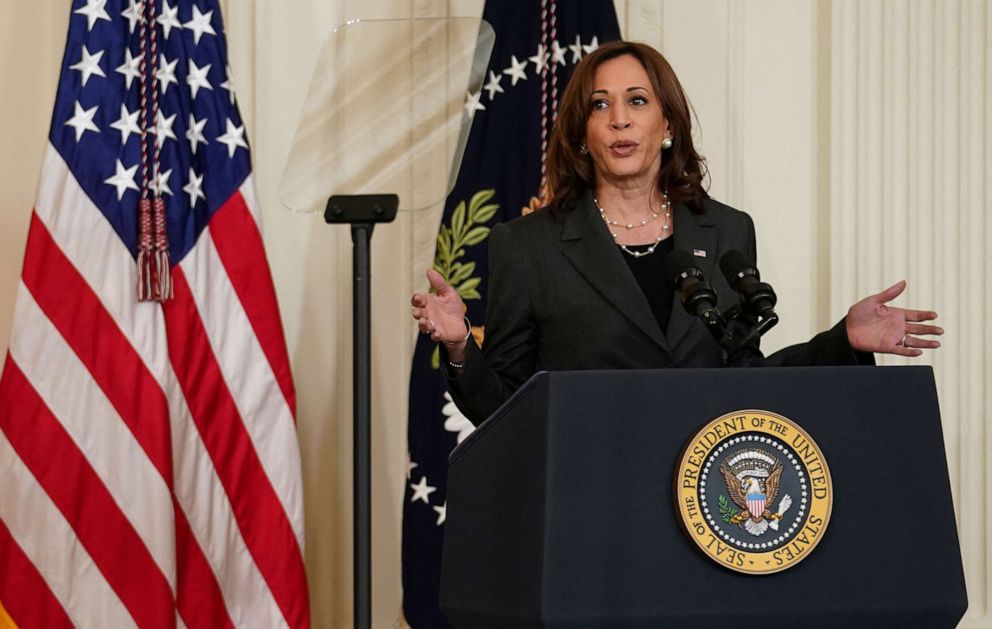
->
[723,309,780,365]
[736,313,780,349]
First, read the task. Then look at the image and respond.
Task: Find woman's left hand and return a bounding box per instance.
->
[845,280,943,356]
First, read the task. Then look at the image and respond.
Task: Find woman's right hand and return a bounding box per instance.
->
[411,268,470,361]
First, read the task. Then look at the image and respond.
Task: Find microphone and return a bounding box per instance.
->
[719,249,779,344]
[719,250,778,320]
[664,251,734,350]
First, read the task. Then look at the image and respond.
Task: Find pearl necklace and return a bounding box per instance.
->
[596,192,672,258]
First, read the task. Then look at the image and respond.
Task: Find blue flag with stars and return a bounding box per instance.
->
[402,1,620,626]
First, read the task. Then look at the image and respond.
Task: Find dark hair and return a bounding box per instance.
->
[545,41,709,214]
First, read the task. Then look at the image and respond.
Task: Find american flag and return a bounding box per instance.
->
[0,1,309,627]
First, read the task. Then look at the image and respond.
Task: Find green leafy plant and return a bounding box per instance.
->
[429,189,499,369]
[718,494,739,524]
[434,189,498,299]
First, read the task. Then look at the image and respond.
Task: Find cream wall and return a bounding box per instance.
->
[0,1,988,628]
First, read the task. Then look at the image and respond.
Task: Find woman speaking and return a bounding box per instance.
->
[411,41,941,426]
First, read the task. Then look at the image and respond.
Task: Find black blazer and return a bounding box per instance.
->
[445,191,868,424]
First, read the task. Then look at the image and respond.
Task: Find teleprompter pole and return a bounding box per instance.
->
[352,221,372,629]
[325,195,398,629]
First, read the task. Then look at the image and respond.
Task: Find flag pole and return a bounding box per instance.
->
[325,194,398,629]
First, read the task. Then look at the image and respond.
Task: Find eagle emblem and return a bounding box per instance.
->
[676,411,832,574]
[719,449,793,536]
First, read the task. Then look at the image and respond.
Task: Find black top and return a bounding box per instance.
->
[620,237,675,334]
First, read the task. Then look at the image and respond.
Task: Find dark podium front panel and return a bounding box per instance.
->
[440,367,967,629]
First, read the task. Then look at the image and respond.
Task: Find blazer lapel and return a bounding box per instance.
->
[559,193,670,354]
[666,202,720,349]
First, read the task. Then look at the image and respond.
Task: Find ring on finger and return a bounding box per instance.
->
[899,333,909,347]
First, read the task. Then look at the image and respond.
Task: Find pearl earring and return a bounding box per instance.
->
[579,143,589,155]
[661,136,673,150]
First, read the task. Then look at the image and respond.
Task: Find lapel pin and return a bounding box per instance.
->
[693,249,707,258]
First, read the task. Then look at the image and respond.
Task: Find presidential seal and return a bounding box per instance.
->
[674,410,832,574]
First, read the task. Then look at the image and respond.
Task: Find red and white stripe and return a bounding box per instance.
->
[0,145,310,627]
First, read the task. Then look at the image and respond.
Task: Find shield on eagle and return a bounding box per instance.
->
[746,491,766,517]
